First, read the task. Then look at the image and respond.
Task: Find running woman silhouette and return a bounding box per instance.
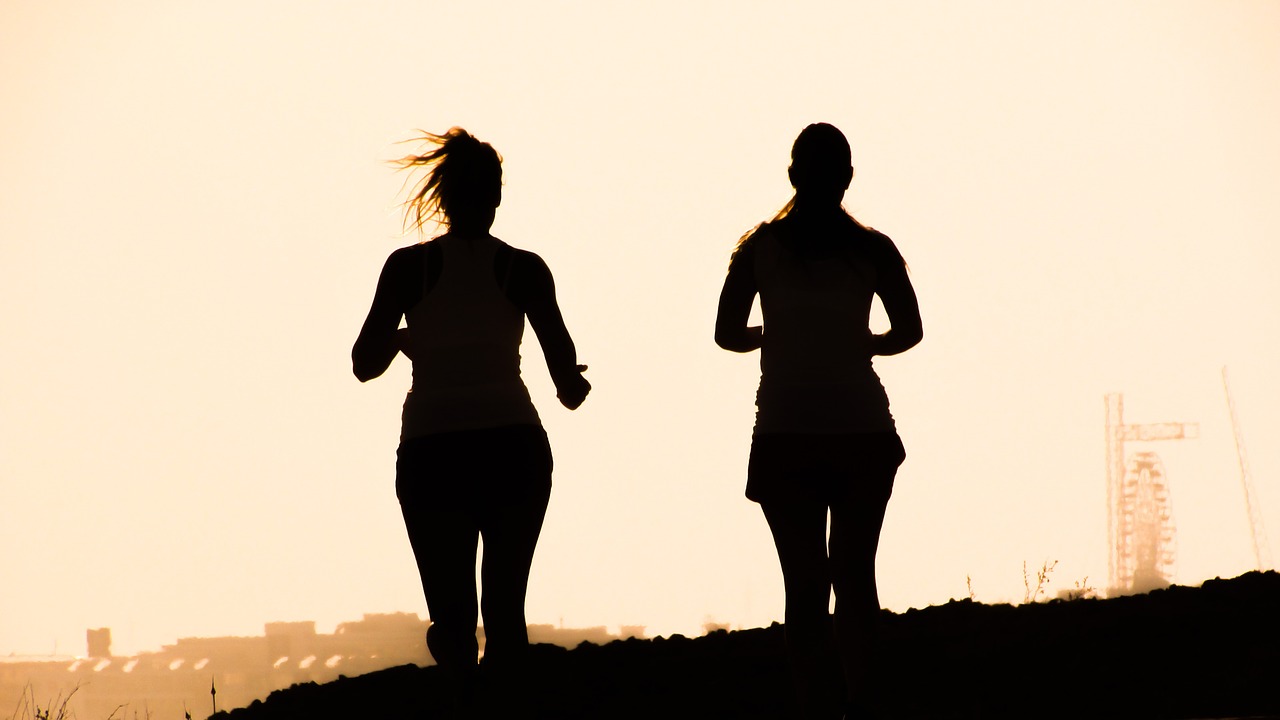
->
[716,123,922,720]
[352,127,590,712]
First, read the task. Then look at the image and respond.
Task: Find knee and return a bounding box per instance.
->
[832,571,877,600]
[783,589,833,621]
[480,587,527,618]
[779,577,829,617]
[830,553,876,584]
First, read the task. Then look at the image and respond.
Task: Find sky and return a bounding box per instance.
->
[2,1,1279,658]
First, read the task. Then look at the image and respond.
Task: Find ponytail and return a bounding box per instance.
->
[392,127,502,234]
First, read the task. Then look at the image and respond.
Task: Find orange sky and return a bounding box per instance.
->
[2,1,1278,657]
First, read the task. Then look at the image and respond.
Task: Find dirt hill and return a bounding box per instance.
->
[211,571,1280,719]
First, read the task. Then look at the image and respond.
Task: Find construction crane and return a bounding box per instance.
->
[1221,366,1273,571]
[1104,393,1197,596]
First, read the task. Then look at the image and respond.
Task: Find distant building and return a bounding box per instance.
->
[0,614,640,719]
[86,628,112,659]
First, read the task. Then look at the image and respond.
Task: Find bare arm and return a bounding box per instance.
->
[511,251,590,410]
[715,241,763,353]
[351,248,415,382]
[869,238,923,357]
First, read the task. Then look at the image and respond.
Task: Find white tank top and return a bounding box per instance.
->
[399,235,540,440]
[752,225,895,434]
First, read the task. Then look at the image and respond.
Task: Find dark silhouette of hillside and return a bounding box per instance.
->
[211,571,1280,720]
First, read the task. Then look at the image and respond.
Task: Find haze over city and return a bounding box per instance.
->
[3,1,1278,659]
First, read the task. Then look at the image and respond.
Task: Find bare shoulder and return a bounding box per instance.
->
[754,220,782,242]
[862,225,893,246]
[502,244,550,279]
[496,242,555,310]
[511,246,547,265]
[731,222,771,264]
[376,242,431,310]
[379,243,424,279]
[861,227,906,268]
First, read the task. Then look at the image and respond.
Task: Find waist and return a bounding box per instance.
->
[400,384,541,440]
[411,347,522,387]
[754,378,894,434]
[758,354,878,384]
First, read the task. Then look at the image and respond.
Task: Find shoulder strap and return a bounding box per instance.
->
[421,240,444,297]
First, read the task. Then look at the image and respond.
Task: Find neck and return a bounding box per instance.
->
[791,186,846,211]
[448,221,493,237]
[789,200,844,223]
[447,206,497,236]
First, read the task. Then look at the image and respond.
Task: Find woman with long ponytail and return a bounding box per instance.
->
[716,123,922,720]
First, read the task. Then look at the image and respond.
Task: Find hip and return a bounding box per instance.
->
[753,379,896,434]
[395,423,552,505]
[400,384,540,440]
[746,430,905,504]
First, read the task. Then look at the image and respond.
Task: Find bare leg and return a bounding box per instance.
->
[828,469,894,715]
[400,498,480,714]
[763,500,843,720]
[477,489,550,666]
[474,427,552,716]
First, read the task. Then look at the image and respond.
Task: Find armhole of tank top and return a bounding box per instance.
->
[497,244,515,294]
[420,241,446,299]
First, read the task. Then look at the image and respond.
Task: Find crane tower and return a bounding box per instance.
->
[1104,393,1198,596]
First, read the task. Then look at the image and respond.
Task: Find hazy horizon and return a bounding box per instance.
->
[3,1,1278,658]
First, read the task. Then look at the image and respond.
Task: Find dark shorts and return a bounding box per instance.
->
[746,431,905,505]
[396,424,552,508]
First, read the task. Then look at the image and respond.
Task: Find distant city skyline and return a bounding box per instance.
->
[0,612,644,718]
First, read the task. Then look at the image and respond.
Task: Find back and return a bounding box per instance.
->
[400,235,540,438]
[752,223,895,434]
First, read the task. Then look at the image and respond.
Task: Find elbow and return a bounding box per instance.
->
[713,312,733,350]
[716,335,757,354]
[714,319,750,352]
[877,324,922,357]
[351,352,382,383]
[714,328,741,352]
[896,322,926,351]
[904,325,923,351]
[908,324,923,346]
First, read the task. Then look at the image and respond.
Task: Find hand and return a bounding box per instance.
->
[557,364,591,410]
[395,327,415,361]
[860,327,876,358]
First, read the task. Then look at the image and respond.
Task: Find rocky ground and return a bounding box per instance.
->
[212,571,1280,719]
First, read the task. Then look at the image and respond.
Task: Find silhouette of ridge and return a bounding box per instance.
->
[212,571,1280,720]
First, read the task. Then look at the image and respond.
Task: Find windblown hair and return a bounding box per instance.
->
[393,127,503,234]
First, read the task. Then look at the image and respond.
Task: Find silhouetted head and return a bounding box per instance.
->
[787,123,853,207]
[395,127,502,233]
[734,122,872,256]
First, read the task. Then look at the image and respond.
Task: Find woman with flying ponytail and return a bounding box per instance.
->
[352,127,590,711]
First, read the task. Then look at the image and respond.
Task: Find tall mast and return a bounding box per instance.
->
[1222,366,1273,571]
